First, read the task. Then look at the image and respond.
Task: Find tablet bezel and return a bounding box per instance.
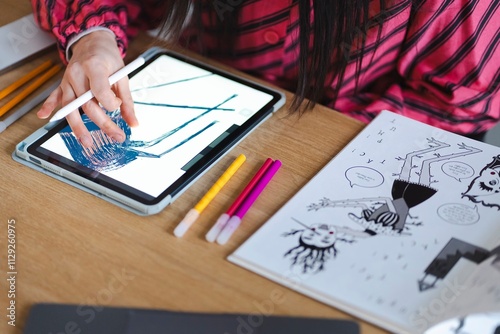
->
[24,49,285,209]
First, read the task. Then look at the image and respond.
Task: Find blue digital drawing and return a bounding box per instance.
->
[130,73,214,94]
[58,74,238,172]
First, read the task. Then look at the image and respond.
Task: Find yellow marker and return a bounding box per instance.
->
[174,154,246,237]
[0,64,62,118]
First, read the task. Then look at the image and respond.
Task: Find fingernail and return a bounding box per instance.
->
[79,135,93,148]
[114,98,122,110]
[130,117,139,127]
[111,132,125,142]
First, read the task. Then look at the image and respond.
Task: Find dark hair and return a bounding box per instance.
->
[156,0,389,113]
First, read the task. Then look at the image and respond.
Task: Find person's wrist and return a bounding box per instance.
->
[67,28,117,60]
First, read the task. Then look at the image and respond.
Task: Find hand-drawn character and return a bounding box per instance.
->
[282,218,367,273]
[462,154,500,210]
[418,237,500,291]
[309,139,481,237]
[282,139,482,273]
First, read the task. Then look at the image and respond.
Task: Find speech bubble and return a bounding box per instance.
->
[345,166,384,188]
[437,203,480,225]
[441,161,475,182]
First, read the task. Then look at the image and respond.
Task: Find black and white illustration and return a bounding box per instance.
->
[419,237,500,289]
[229,111,500,334]
[307,139,481,237]
[281,137,492,274]
[462,154,500,210]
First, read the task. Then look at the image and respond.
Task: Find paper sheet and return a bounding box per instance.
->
[229,110,500,334]
[0,14,56,73]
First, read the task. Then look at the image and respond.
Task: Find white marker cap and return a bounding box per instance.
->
[173,209,200,238]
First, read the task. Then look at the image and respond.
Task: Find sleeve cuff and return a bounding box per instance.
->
[65,27,117,61]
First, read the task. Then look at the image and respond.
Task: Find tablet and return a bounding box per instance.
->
[23,303,360,334]
[13,47,286,215]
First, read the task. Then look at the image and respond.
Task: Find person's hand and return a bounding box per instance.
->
[37,30,138,147]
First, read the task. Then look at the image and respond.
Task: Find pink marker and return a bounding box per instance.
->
[216,159,282,245]
[205,158,273,242]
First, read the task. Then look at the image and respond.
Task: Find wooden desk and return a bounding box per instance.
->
[0,5,389,334]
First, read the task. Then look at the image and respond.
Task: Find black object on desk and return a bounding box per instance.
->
[23,303,360,334]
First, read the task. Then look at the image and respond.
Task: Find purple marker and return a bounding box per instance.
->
[216,159,282,245]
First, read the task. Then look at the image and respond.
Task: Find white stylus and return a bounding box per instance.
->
[48,56,146,123]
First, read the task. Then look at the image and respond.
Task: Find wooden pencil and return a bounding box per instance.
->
[0,64,61,118]
[0,60,53,100]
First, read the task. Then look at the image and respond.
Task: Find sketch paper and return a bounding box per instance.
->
[229,110,500,334]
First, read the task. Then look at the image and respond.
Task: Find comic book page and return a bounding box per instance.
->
[229,111,500,334]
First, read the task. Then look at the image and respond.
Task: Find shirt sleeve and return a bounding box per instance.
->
[30,0,145,63]
[375,0,500,135]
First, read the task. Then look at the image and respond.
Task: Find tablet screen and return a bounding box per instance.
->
[27,52,283,205]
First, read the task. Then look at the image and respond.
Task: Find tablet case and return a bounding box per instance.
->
[11,47,286,216]
[11,47,170,216]
[12,112,275,216]
[12,144,154,216]
[23,303,360,334]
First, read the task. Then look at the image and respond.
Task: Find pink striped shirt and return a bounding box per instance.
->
[31,0,500,136]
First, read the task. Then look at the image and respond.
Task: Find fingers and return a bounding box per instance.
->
[114,77,138,127]
[36,30,131,148]
[65,60,126,144]
[61,82,126,146]
[41,63,126,148]
[65,109,93,148]
[58,77,94,147]
[38,76,132,148]
[83,57,138,128]
[79,98,126,143]
[87,62,122,112]
[36,87,62,119]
